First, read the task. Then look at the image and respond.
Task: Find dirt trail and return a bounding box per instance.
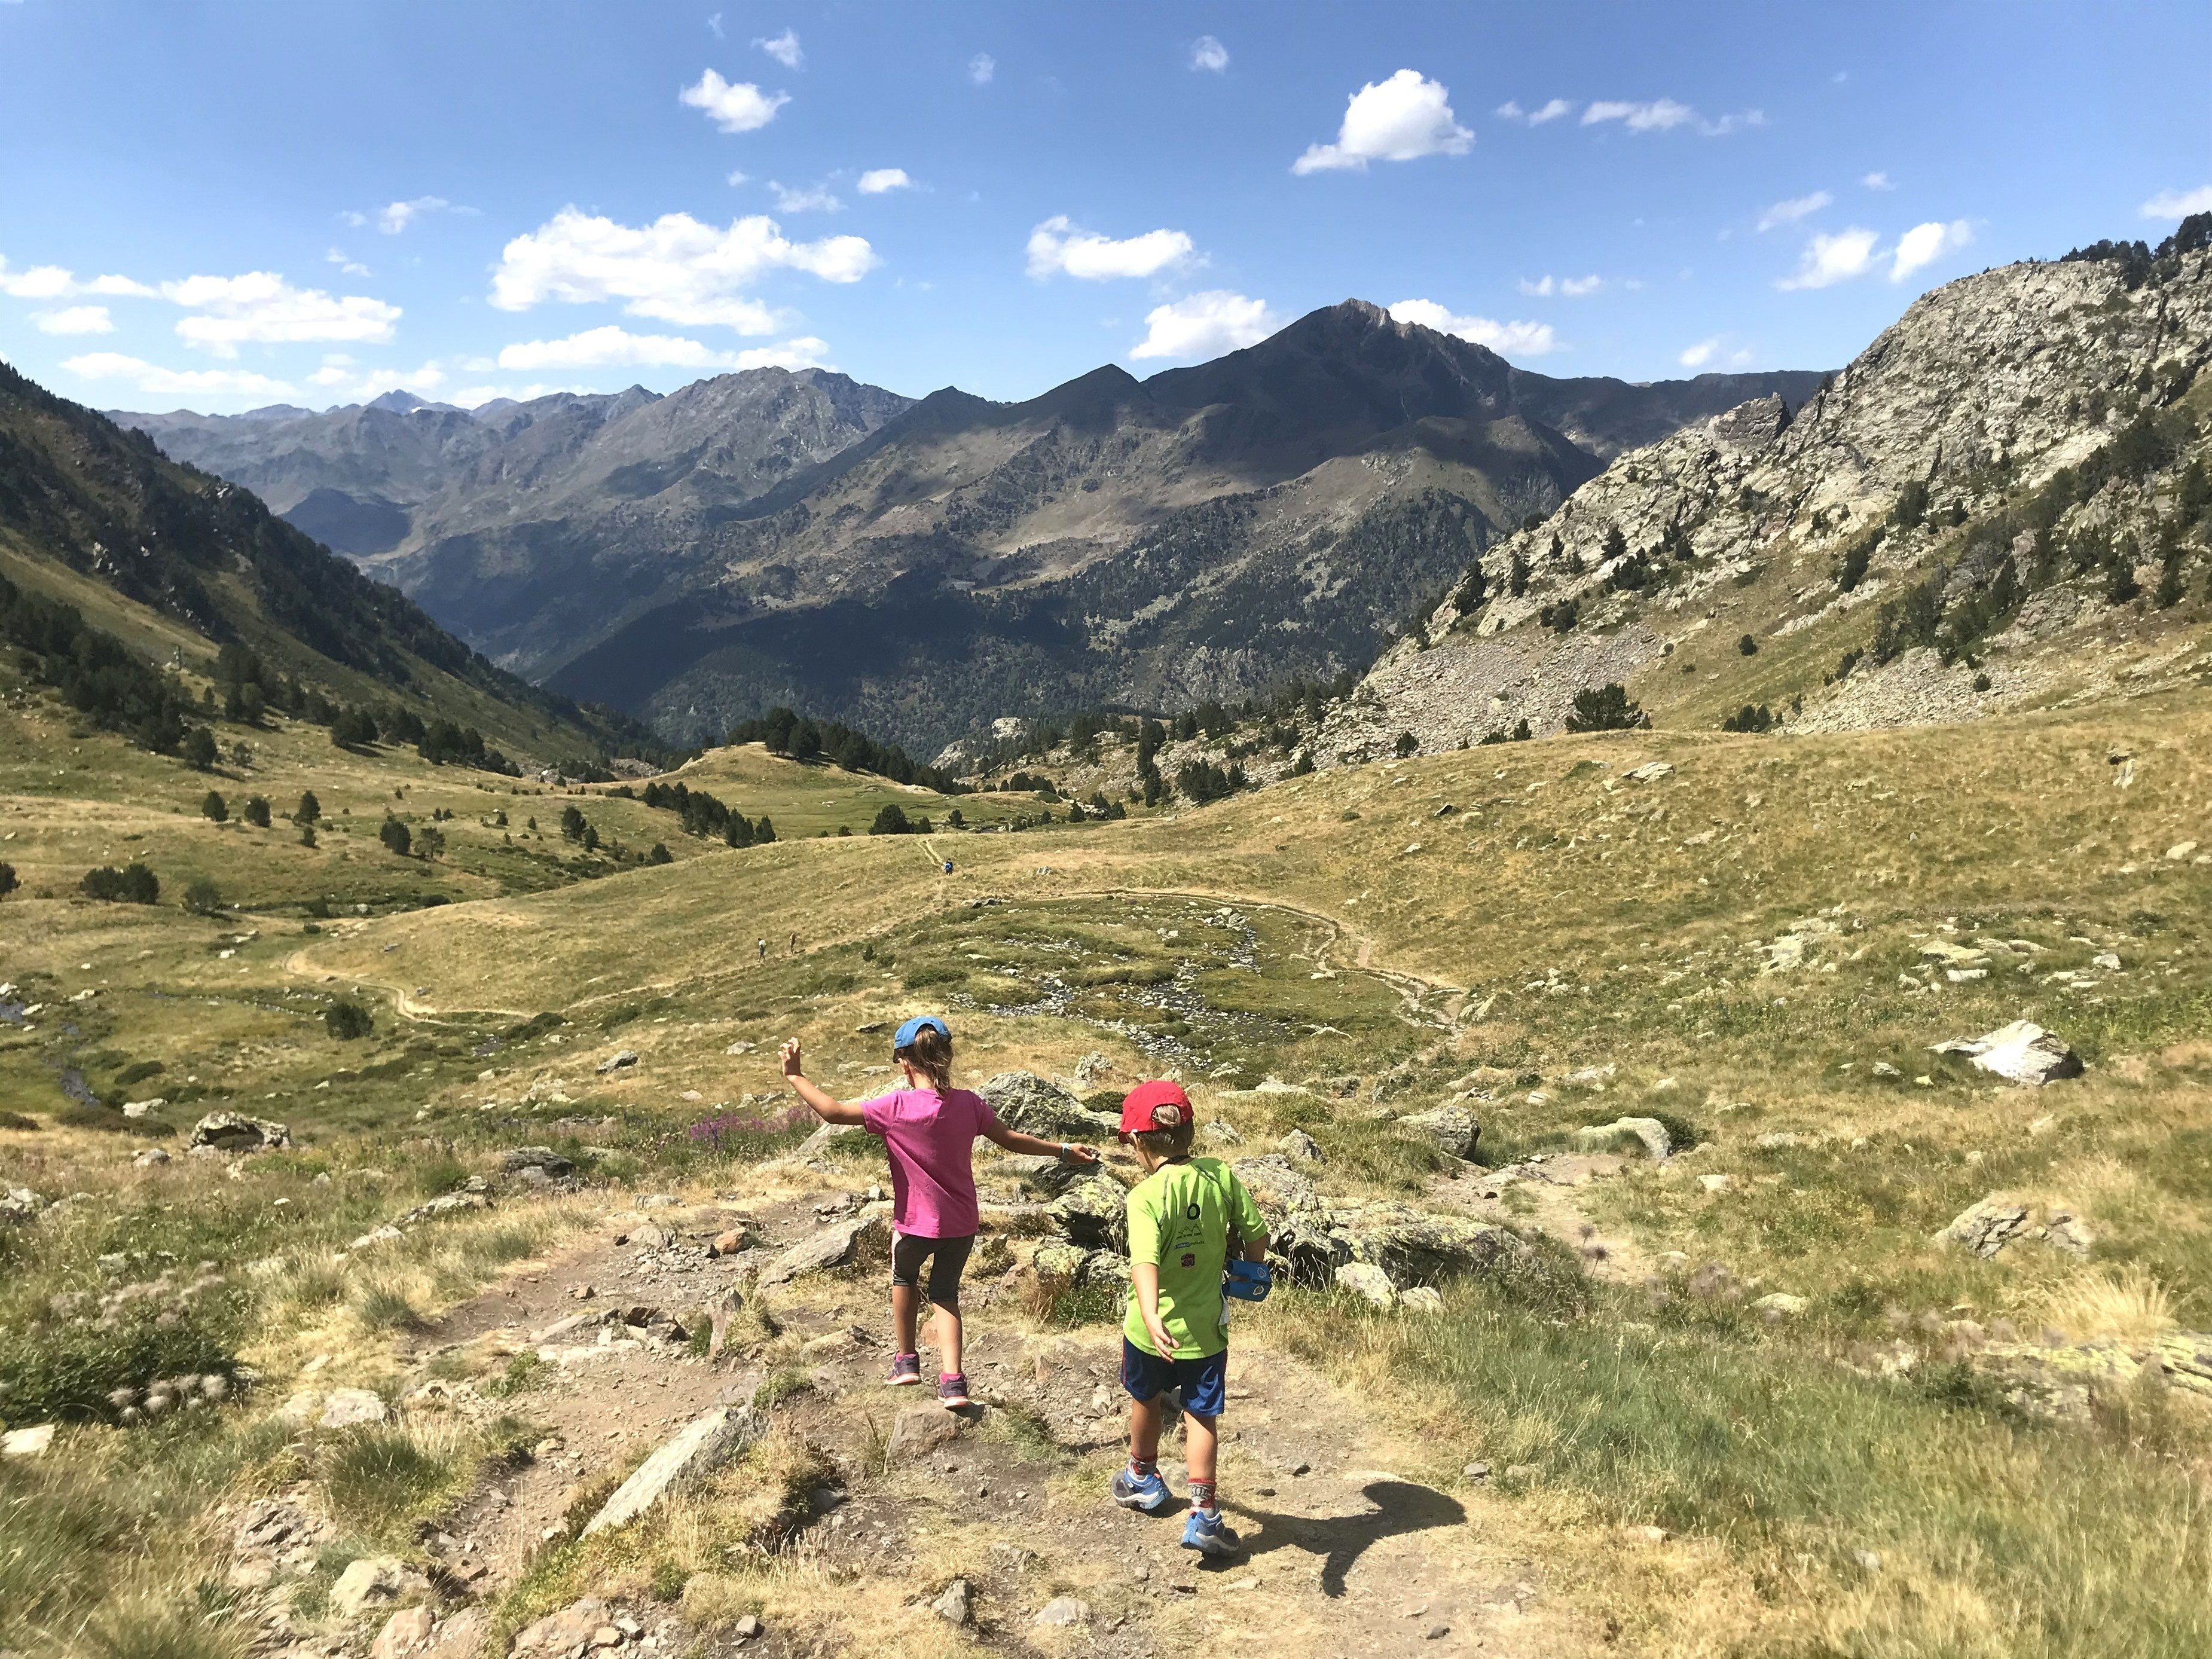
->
[399,1178,1606,1659]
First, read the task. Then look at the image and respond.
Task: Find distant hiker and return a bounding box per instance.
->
[942,860,954,875]
[1113,1080,1269,1557]
[756,937,766,960]
[789,931,797,954]
[779,1016,1098,1407]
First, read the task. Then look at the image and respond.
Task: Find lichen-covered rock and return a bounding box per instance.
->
[1573,1116,1672,1160]
[189,1112,290,1151]
[979,1072,1114,1139]
[1935,1197,2031,1258]
[1278,1201,1523,1288]
[1336,1263,1397,1309]
[1229,1153,1321,1214]
[1046,1172,1129,1251]
[795,1122,876,1160]
[1398,1105,1480,1160]
[502,1146,575,1177]
[1929,1021,2082,1086]
[756,1211,889,1287]
[982,1153,1083,1197]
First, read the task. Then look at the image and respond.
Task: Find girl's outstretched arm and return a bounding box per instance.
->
[779,1038,866,1125]
[980,1117,1099,1165]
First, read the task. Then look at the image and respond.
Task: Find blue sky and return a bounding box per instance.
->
[2,0,2207,413]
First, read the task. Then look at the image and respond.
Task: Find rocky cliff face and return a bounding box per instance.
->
[1324,233,2212,763]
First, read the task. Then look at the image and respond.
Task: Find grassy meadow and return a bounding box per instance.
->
[4,656,2211,1655]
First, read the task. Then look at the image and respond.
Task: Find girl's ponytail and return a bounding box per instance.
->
[900,1024,955,1094]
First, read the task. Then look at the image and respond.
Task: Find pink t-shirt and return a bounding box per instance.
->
[859,1087,999,1239]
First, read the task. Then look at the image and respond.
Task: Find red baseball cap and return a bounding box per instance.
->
[1119,1079,1190,1135]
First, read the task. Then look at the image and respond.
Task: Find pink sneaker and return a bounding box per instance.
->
[887,1352,922,1386]
[937,1372,971,1408]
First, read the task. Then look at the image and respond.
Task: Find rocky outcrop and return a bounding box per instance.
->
[979,1073,1115,1140]
[756,1211,890,1288]
[189,1112,290,1152]
[1929,1021,2083,1086]
[582,1405,763,1535]
[1398,1105,1480,1160]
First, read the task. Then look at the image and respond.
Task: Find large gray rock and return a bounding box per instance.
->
[1935,1197,2031,1258]
[1229,1153,1321,1214]
[1399,1104,1480,1160]
[1276,1202,1523,1290]
[331,1556,424,1619]
[1336,1263,1397,1309]
[1573,1116,1672,1160]
[511,1597,615,1658]
[796,1121,877,1160]
[502,1146,574,1177]
[1,1187,42,1226]
[981,1153,1082,1197]
[583,1406,762,1535]
[1045,1172,1129,1252]
[189,1112,290,1151]
[979,1072,1113,1139]
[756,1212,888,1287]
[1929,1021,2082,1086]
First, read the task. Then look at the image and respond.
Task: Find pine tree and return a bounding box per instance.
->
[379,817,411,856]
[1508,549,1530,597]
[243,796,271,828]
[184,728,218,770]
[297,789,321,824]
[201,790,227,823]
[0,862,16,900]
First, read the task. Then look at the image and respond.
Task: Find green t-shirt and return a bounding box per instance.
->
[1122,1156,1267,1359]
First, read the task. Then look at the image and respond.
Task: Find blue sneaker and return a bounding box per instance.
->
[1111,1467,1172,1512]
[1181,1508,1242,1557]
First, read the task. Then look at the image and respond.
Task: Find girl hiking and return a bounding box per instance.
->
[780,1015,1098,1406]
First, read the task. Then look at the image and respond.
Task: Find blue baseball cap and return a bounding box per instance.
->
[893,1015,950,1049]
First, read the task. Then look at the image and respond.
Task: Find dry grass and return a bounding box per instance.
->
[2040,1264,2179,1342]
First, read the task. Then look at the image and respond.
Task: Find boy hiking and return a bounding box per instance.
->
[780,1016,1098,1407]
[1112,1080,1269,1557]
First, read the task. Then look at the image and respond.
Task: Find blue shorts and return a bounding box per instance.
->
[1121,1337,1228,1419]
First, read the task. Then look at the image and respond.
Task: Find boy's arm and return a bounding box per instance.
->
[1131,1260,1177,1359]
[980,1117,1100,1164]
[1230,1172,1270,1261]
[777,1038,866,1126]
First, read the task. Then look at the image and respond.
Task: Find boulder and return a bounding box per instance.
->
[979,1072,1112,1139]
[982,1153,1082,1197]
[931,1579,973,1627]
[133,1148,170,1167]
[1277,1129,1324,1163]
[331,1556,424,1618]
[796,1122,876,1160]
[1045,1172,1128,1252]
[189,1111,290,1152]
[583,1406,763,1535]
[1229,1153,1321,1214]
[1398,1285,1444,1315]
[1336,1263,1397,1309]
[1753,1293,1808,1318]
[502,1147,575,1178]
[2,1423,56,1458]
[319,1388,389,1428]
[708,1226,754,1257]
[512,1598,616,1658]
[1398,1105,1480,1160]
[1278,1202,1522,1289]
[1573,1117,1672,1160]
[888,1404,974,1463]
[595,1050,639,1075]
[1030,1239,1092,1281]
[1201,1119,1245,1148]
[1073,1053,1115,1089]
[1929,1021,2082,1087]
[756,1212,888,1288]
[1033,1597,1090,1628]
[1935,1197,2031,1258]
[371,1606,435,1659]
[2,1187,45,1224]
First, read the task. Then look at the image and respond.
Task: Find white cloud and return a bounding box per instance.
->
[1128,291,1281,360]
[489,206,876,332]
[325,248,372,277]
[769,181,843,213]
[1582,98,1696,132]
[1293,69,1472,174]
[707,13,723,39]
[857,168,912,195]
[1496,97,1574,124]
[754,28,801,69]
[725,170,750,187]
[1387,298,1557,359]
[496,325,824,373]
[1517,274,1603,297]
[1026,216,1194,281]
[61,352,294,399]
[1756,190,1831,232]
[1190,35,1228,72]
[679,69,789,133]
[1862,170,1893,190]
[1776,226,1880,290]
[164,272,401,355]
[1890,218,1973,282]
[0,260,155,300]
[2141,184,2212,220]
[35,305,114,335]
[1678,336,1719,368]
[968,53,995,85]
[376,196,463,234]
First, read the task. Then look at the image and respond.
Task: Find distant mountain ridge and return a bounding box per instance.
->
[111,310,1825,751]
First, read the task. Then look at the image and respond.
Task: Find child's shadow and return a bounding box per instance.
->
[1235,1480,1466,1597]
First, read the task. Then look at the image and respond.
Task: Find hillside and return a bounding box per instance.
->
[2,363,655,769]
[1327,223,2212,759]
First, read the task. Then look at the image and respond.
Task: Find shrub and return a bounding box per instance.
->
[1893,479,1930,528]
[1511,718,1532,742]
[1394,732,1419,758]
[299,823,317,848]
[378,817,411,857]
[0,862,14,900]
[182,879,224,916]
[1737,633,1759,656]
[296,789,321,824]
[648,842,673,864]
[1538,599,1578,633]
[81,863,158,905]
[200,791,227,823]
[242,796,271,828]
[869,803,912,835]
[326,1000,372,1040]
[414,825,445,861]
[1563,685,1648,732]
[182,729,218,771]
[1721,704,1776,733]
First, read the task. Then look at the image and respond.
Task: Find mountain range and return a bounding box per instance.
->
[111,314,1823,751]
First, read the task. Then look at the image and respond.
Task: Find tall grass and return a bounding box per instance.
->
[1267,1283,2212,1658]
[322,1420,472,1541]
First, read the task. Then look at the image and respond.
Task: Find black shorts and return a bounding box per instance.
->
[889,1231,974,1309]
